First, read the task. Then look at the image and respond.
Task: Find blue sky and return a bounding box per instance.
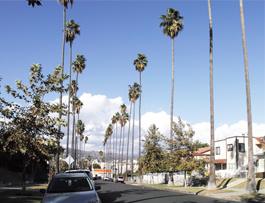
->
[0,0,264,152]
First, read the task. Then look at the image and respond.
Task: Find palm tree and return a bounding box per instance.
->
[133,54,148,161]
[119,104,127,174]
[76,119,85,167]
[111,115,118,177]
[115,112,121,176]
[99,151,103,162]
[65,18,80,157]
[129,83,140,181]
[239,0,256,193]
[58,0,73,155]
[120,112,129,175]
[72,54,86,167]
[159,8,183,146]
[125,96,133,180]
[207,0,216,190]
[69,80,78,98]
[27,0,42,7]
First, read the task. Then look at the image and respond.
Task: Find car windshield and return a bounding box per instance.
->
[47,177,93,193]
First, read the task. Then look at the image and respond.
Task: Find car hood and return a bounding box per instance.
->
[42,191,100,203]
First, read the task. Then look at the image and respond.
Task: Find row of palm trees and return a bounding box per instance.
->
[159,1,255,193]
[55,0,255,193]
[57,0,89,170]
[103,81,142,180]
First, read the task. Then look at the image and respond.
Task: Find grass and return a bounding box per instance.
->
[232,193,265,203]
[0,189,44,203]
[216,178,240,188]
[232,178,265,190]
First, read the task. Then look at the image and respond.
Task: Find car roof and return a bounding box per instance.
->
[65,169,91,173]
[53,173,88,178]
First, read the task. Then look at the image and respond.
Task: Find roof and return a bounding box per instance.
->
[194,147,211,156]
[215,159,226,163]
[255,138,265,144]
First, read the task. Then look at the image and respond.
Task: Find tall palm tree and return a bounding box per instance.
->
[72,54,86,167]
[75,98,83,164]
[65,18,80,157]
[56,0,74,174]
[125,96,133,180]
[159,8,183,146]
[133,54,148,161]
[129,83,140,181]
[120,111,129,175]
[111,115,118,177]
[69,80,78,98]
[76,119,85,167]
[114,112,121,177]
[207,0,216,190]
[119,104,127,174]
[239,0,256,193]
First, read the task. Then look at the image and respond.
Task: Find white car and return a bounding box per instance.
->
[40,173,101,203]
[116,176,125,183]
[103,177,109,181]
[65,169,95,186]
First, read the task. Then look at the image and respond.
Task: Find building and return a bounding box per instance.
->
[195,136,265,178]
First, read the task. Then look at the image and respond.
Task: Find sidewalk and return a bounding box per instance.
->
[128,182,265,202]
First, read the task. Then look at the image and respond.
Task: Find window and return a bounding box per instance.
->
[216,147,220,155]
[238,143,245,152]
[227,144,233,151]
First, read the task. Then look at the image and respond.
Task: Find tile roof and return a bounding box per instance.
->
[255,138,265,144]
[194,147,211,156]
[215,159,226,163]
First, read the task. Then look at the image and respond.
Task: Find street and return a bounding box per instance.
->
[95,180,237,203]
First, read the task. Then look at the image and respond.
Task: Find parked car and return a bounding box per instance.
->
[116,176,125,183]
[40,173,101,203]
[107,178,113,182]
[103,177,109,181]
[64,169,95,186]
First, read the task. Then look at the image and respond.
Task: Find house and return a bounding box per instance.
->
[196,136,265,178]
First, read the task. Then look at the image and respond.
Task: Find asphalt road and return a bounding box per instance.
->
[95,180,237,203]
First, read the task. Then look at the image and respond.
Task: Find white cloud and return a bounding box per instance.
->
[6,93,263,153]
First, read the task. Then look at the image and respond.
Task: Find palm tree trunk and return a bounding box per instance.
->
[208,0,216,190]
[115,123,118,178]
[56,5,67,174]
[167,38,175,186]
[126,102,132,180]
[121,124,125,175]
[67,42,72,157]
[113,128,115,178]
[138,72,142,183]
[239,0,256,193]
[73,73,79,168]
[170,38,174,147]
[139,72,142,160]
[118,126,122,175]
[131,102,135,181]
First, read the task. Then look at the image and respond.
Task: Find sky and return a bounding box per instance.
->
[0,0,264,155]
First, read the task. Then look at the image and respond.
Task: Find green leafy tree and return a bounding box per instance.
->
[138,124,166,181]
[239,0,256,193]
[128,83,140,180]
[0,64,68,195]
[133,53,148,162]
[65,19,80,157]
[159,8,183,156]
[89,163,101,170]
[166,117,204,187]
